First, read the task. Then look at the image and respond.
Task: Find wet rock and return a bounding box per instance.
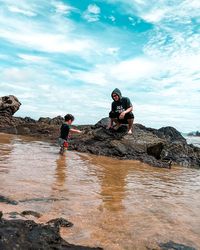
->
[0,214,102,250]
[19,197,69,203]
[0,195,18,205]
[21,210,41,218]
[159,241,196,250]
[7,212,22,219]
[47,218,73,228]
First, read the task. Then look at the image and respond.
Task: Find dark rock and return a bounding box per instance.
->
[94,117,109,128]
[146,142,164,159]
[24,116,36,123]
[158,126,186,143]
[19,197,68,203]
[0,214,102,250]
[49,115,64,125]
[47,218,73,228]
[38,117,51,124]
[0,95,21,116]
[21,210,41,218]
[0,195,18,205]
[69,120,200,168]
[38,116,64,125]
[159,240,196,250]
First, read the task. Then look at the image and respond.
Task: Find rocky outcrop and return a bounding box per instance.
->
[0,95,21,116]
[0,95,199,169]
[69,118,200,168]
[0,211,102,250]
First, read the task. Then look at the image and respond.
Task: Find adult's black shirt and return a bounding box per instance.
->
[111,97,132,114]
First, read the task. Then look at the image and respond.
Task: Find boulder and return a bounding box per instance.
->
[0,95,21,116]
[69,118,200,169]
[0,212,102,250]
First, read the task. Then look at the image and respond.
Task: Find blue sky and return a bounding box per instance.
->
[0,0,199,132]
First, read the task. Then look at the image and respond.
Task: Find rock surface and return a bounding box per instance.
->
[69,118,200,168]
[0,95,200,169]
[0,212,102,250]
[0,95,21,116]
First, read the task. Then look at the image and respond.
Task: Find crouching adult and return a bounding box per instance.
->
[108,88,134,134]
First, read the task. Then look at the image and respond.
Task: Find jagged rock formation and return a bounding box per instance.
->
[0,95,21,116]
[0,211,102,250]
[69,118,200,168]
[0,95,199,168]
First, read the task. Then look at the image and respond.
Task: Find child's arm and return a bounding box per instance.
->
[70,128,82,134]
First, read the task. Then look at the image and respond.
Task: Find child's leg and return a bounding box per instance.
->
[59,145,64,155]
[59,141,69,155]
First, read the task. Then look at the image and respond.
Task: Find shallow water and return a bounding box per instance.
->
[0,133,200,249]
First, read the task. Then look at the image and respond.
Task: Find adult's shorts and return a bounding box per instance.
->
[109,111,134,124]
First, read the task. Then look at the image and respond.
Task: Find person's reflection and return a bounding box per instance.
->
[99,165,128,212]
[54,155,67,190]
[82,155,129,212]
[0,133,15,172]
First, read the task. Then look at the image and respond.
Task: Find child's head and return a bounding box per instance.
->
[64,114,74,124]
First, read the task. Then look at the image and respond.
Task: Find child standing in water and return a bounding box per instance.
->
[58,114,82,155]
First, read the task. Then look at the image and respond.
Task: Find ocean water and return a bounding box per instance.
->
[185,135,200,148]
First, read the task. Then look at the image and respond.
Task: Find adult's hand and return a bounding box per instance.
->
[119,111,126,119]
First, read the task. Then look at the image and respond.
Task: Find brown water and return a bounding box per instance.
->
[0,133,200,249]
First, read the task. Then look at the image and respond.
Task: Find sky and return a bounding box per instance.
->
[0,0,200,133]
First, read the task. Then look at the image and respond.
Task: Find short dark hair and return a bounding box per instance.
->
[64,114,74,122]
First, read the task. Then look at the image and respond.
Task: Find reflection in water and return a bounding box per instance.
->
[0,133,200,250]
[88,159,129,212]
[0,133,14,173]
[98,166,127,211]
[55,155,67,189]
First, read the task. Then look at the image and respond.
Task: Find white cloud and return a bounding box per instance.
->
[83,4,101,22]
[18,54,50,64]
[109,57,158,82]
[52,1,75,15]
[7,6,37,16]
[108,15,116,22]
[106,47,119,55]
[0,13,94,54]
[106,0,200,24]
[87,4,101,14]
[1,0,43,17]
[73,57,159,87]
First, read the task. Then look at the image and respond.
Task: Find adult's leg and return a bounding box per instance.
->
[124,112,134,134]
[108,111,120,129]
[127,119,134,134]
[113,118,121,130]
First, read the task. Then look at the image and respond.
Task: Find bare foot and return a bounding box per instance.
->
[127,130,132,134]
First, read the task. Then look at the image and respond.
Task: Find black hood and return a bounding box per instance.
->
[111,88,122,100]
